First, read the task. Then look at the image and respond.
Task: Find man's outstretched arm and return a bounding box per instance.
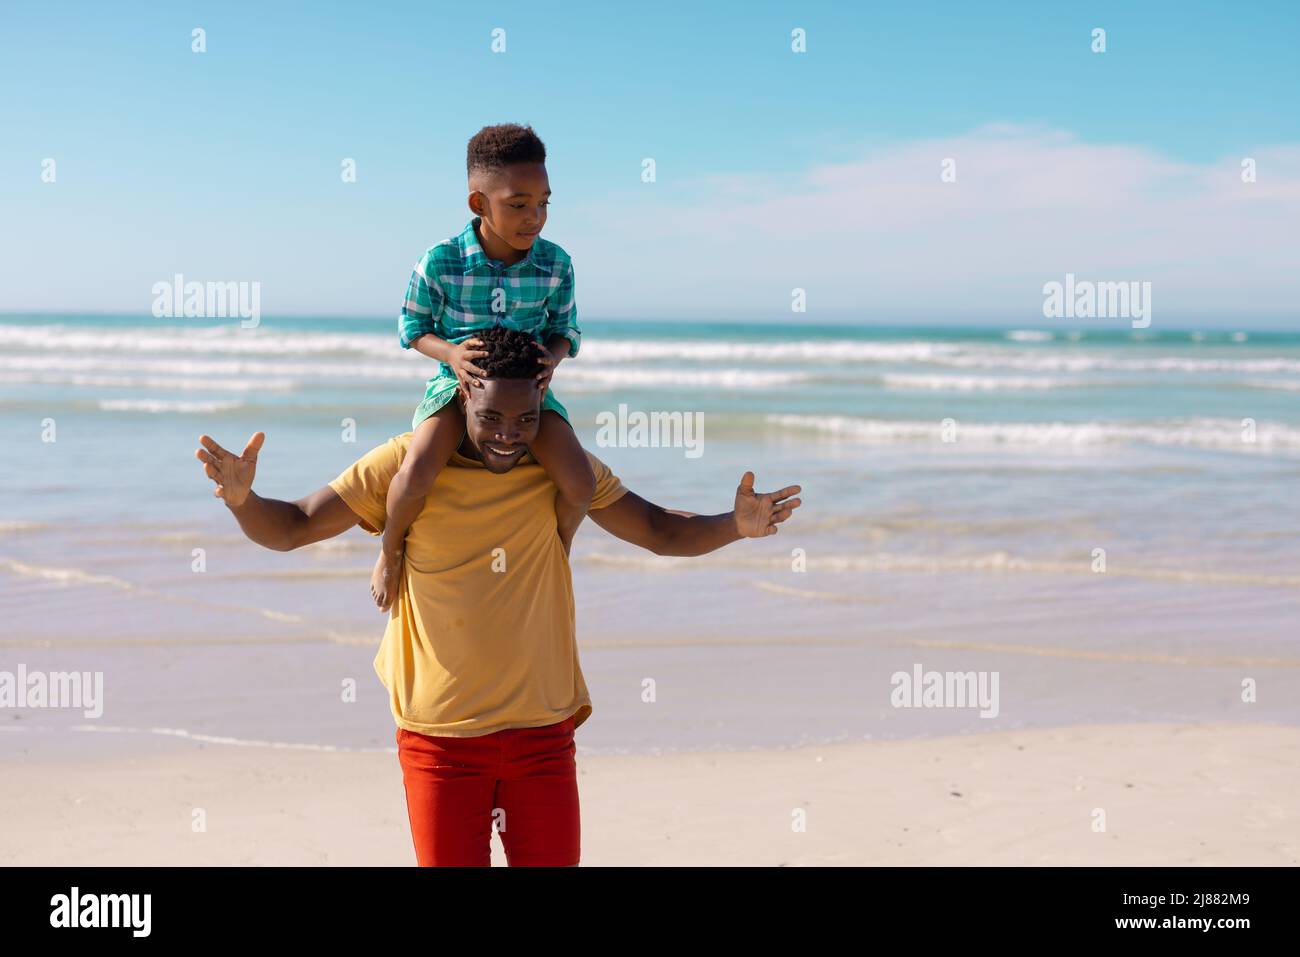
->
[195,432,362,551]
[588,471,801,556]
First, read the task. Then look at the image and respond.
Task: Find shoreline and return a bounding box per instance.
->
[4,721,1296,866]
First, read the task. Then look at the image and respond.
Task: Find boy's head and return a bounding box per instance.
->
[466,123,550,254]
[455,326,546,473]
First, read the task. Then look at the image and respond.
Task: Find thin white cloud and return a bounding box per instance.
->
[572,125,1300,320]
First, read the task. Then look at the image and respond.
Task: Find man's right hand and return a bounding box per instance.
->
[196,432,264,507]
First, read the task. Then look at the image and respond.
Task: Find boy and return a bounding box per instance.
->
[371,123,595,612]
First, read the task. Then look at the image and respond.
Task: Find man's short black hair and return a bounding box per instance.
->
[474,325,544,379]
[467,123,547,179]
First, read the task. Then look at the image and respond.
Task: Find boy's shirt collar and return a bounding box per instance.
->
[460,216,553,275]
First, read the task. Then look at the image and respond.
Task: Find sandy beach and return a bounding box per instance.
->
[3,721,1296,866]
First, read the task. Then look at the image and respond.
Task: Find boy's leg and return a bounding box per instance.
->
[370,403,463,612]
[528,411,596,556]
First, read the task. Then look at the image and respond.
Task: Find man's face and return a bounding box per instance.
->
[458,377,543,473]
[471,162,550,252]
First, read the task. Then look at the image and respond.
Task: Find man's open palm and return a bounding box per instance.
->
[196,432,265,507]
[734,471,802,537]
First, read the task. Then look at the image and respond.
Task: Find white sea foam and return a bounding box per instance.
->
[132,532,369,557]
[0,324,397,358]
[1004,330,1054,342]
[0,325,964,363]
[1244,379,1300,393]
[3,325,1298,376]
[0,555,305,623]
[0,371,296,392]
[577,550,1300,586]
[0,353,423,381]
[0,521,48,534]
[0,557,136,590]
[580,339,968,363]
[98,398,245,413]
[563,367,810,388]
[205,567,370,581]
[751,581,882,603]
[931,352,1300,374]
[881,373,1076,392]
[0,326,974,365]
[69,724,396,753]
[764,414,1300,451]
[323,631,384,646]
[0,354,808,391]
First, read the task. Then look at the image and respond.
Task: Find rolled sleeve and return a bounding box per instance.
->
[544,260,580,358]
[327,437,405,534]
[398,251,446,349]
[585,450,628,510]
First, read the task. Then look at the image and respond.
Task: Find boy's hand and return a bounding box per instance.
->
[733,471,802,538]
[449,337,489,391]
[196,432,264,508]
[533,339,566,394]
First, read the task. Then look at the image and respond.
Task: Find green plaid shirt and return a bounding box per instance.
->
[398,216,580,373]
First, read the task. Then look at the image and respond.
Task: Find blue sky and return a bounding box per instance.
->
[2,0,1298,326]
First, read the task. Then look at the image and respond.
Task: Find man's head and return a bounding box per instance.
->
[467,124,550,254]
[456,326,546,473]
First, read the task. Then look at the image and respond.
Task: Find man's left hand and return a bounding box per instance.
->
[733,472,803,537]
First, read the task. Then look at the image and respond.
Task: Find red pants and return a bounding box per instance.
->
[396,715,580,866]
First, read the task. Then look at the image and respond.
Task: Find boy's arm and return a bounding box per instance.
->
[410,333,455,364]
[398,251,447,349]
[543,333,571,361]
[541,259,580,359]
[588,473,802,556]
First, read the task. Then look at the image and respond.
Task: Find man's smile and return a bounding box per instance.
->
[484,442,525,459]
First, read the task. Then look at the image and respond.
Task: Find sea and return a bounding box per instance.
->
[2,313,1298,759]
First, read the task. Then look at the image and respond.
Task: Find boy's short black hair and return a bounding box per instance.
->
[473,325,544,379]
[467,123,547,179]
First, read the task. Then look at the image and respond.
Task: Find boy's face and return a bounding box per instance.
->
[456,377,543,473]
[469,162,550,252]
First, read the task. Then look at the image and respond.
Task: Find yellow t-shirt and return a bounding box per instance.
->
[328,433,627,737]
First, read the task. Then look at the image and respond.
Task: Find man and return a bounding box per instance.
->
[195,326,803,866]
